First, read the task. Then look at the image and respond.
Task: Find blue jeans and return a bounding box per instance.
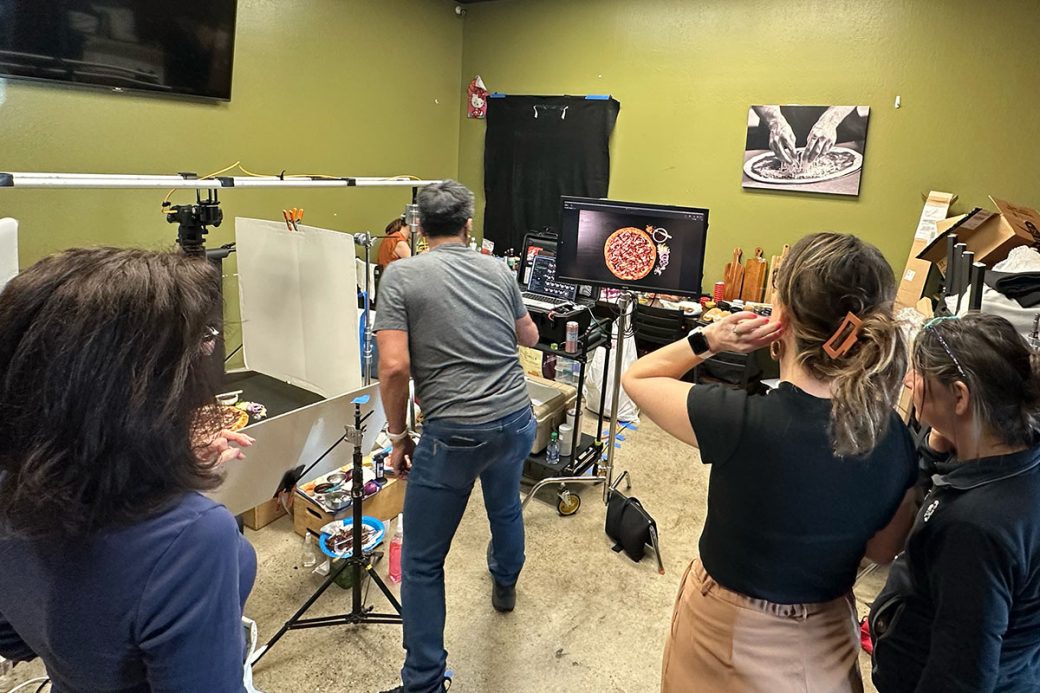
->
[400,406,536,693]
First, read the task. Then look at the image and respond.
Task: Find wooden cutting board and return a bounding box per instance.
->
[765,244,790,304]
[723,247,744,301]
[741,247,768,303]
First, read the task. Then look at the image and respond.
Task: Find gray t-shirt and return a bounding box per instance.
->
[374,243,531,424]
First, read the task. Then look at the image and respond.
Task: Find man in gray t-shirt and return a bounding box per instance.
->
[375,180,538,693]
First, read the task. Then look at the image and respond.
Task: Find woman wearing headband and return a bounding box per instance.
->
[870,313,1040,691]
[624,232,918,692]
[0,248,255,691]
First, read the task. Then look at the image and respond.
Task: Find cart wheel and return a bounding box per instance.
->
[557,490,581,516]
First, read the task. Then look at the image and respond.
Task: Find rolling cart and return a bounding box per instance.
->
[521,315,614,516]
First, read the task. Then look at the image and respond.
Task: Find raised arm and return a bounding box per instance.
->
[623,312,781,447]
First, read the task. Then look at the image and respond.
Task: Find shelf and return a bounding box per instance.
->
[522,432,600,482]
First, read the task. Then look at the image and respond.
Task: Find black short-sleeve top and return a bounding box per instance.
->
[688,382,917,604]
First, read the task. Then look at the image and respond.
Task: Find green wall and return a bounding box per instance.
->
[0,0,463,364]
[458,0,1040,285]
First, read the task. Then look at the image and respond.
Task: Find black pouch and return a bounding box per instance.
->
[605,490,657,562]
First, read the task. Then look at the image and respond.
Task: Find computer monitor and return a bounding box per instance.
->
[556,197,709,296]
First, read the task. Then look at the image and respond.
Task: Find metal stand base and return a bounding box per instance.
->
[252,551,402,664]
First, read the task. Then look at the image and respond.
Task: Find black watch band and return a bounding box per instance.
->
[687,328,712,356]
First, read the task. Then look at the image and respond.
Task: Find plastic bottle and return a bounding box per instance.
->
[301,532,317,568]
[388,514,404,584]
[555,357,574,386]
[546,431,561,465]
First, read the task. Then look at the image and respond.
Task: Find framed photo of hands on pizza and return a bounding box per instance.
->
[742,104,871,197]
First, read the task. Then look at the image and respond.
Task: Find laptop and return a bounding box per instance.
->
[523,255,578,311]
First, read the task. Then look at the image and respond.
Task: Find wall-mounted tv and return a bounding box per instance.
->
[0,1,237,101]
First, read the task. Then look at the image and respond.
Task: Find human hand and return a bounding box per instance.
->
[767,118,797,164]
[390,437,415,478]
[804,120,838,163]
[200,429,254,465]
[704,312,784,355]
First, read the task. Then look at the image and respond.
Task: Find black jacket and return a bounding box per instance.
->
[870,445,1040,692]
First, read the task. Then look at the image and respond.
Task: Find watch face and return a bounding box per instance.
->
[688,330,710,355]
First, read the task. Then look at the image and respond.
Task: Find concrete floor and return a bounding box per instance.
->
[0,417,890,692]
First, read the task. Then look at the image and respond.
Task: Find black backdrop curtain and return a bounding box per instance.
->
[483,95,620,253]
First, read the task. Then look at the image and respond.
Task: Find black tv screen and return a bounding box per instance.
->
[0,1,237,101]
[556,197,709,296]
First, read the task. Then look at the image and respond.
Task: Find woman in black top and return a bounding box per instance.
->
[624,233,918,692]
[870,314,1040,692]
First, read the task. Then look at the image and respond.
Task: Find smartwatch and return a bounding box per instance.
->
[687,327,714,357]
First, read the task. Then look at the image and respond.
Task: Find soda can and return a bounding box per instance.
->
[565,321,579,353]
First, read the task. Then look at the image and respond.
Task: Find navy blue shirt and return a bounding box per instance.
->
[0,492,256,693]
[689,382,917,604]
[871,445,1040,693]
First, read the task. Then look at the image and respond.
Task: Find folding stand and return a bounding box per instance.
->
[252,396,402,664]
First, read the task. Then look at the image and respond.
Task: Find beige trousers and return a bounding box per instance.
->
[661,559,864,693]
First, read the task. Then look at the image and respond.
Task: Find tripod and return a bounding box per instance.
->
[253,396,403,664]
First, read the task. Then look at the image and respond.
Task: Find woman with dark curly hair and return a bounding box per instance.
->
[0,247,255,692]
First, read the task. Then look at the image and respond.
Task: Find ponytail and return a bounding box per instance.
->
[775,233,907,458]
[823,312,907,457]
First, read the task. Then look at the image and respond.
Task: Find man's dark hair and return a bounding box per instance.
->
[0,247,226,536]
[417,180,474,237]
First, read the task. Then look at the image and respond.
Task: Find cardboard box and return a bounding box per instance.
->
[917,197,1040,271]
[241,497,288,530]
[895,191,954,310]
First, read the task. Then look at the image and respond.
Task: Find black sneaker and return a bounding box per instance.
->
[492,581,516,612]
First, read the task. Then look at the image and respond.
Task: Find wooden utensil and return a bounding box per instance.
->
[723,247,744,301]
[765,244,790,304]
[741,247,768,303]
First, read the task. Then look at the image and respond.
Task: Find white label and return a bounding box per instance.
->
[914,192,954,242]
[903,269,917,282]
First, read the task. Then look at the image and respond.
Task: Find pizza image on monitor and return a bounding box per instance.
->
[744,146,863,185]
[604,226,657,281]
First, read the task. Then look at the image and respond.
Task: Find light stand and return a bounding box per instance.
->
[354,232,377,386]
[253,396,402,665]
[601,290,634,502]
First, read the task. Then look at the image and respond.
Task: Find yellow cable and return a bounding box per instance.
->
[160,161,241,213]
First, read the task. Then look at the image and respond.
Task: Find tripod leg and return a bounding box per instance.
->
[366,561,404,613]
[253,558,353,663]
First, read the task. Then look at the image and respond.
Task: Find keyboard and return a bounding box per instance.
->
[522,291,573,311]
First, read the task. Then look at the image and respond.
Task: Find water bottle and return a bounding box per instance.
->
[555,357,573,386]
[301,532,317,568]
[388,514,404,584]
[546,431,561,465]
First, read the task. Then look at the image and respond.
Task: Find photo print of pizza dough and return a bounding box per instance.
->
[742,105,870,196]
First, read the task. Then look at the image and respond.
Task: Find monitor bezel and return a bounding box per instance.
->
[0,0,238,103]
[556,196,709,297]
